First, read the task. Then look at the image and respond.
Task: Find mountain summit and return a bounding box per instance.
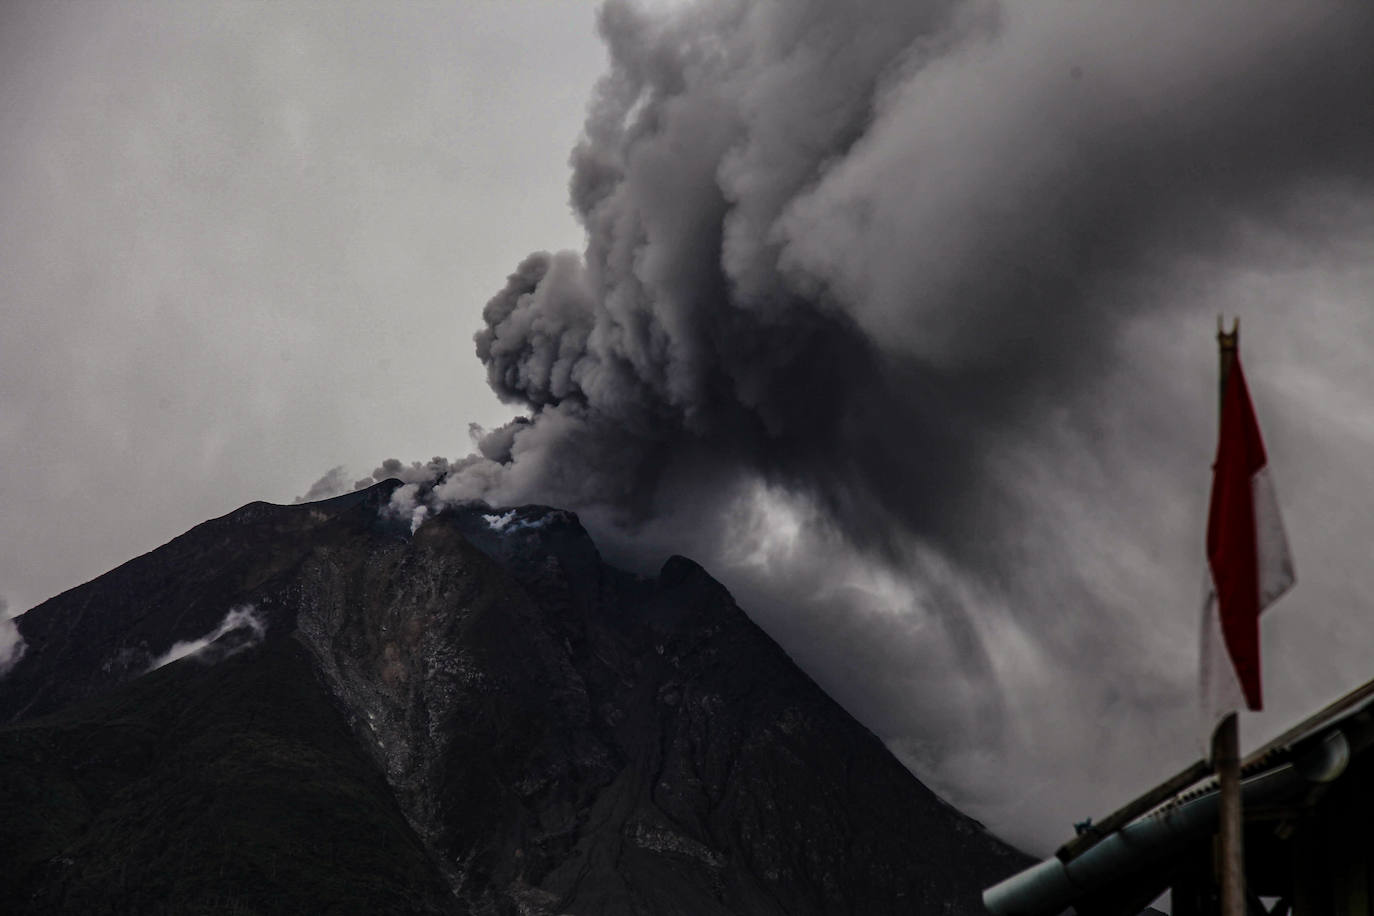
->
[0,480,1026,913]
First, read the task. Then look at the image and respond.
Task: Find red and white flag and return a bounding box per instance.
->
[1201,356,1294,721]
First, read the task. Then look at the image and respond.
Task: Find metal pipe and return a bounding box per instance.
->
[983,730,1350,916]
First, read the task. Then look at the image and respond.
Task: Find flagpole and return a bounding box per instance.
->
[1214,316,1244,916]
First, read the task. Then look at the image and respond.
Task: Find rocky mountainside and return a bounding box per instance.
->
[0,480,1029,914]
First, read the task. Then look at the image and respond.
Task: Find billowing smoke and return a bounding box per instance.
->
[315,1,1374,851]
[147,605,267,672]
[296,466,351,504]
[0,597,25,678]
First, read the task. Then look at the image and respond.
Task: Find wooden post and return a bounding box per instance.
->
[1215,316,1244,916]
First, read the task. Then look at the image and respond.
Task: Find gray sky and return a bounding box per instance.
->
[0,0,603,609]
[6,0,1374,859]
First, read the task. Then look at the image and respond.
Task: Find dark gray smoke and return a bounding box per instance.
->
[447,0,1374,562]
[295,466,351,504]
[335,1,1374,851]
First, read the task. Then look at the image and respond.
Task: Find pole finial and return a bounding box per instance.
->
[1217,315,1239,352]
[1217,317,1240,424]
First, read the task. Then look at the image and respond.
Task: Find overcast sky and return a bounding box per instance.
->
[0,0,603,609]
[6,0,1374,859]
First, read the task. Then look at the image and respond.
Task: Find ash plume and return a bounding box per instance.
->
[441,0,1374,568]
[329,1,1374,850]
[296,466,351,504]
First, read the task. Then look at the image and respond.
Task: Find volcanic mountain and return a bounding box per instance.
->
[0,479,1028,914]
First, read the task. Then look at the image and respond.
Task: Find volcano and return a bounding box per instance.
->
[0,479,1027,914]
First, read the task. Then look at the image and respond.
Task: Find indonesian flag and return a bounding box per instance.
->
[1200,356,1295,720]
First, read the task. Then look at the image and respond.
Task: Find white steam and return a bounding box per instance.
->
[484,510,519,531]
[147,604,267,672]
[482,510,553,534]
[0,597,26,678]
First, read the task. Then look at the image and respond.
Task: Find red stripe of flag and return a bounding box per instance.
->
[1206,357,1287,711]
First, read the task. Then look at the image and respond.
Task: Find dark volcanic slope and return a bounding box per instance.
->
[0,481,1028,914]
[0,639,456,914]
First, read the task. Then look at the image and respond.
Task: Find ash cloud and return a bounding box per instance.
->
[295,466,352,503]
[324,1,1374,851]
[443,0,1374,563]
